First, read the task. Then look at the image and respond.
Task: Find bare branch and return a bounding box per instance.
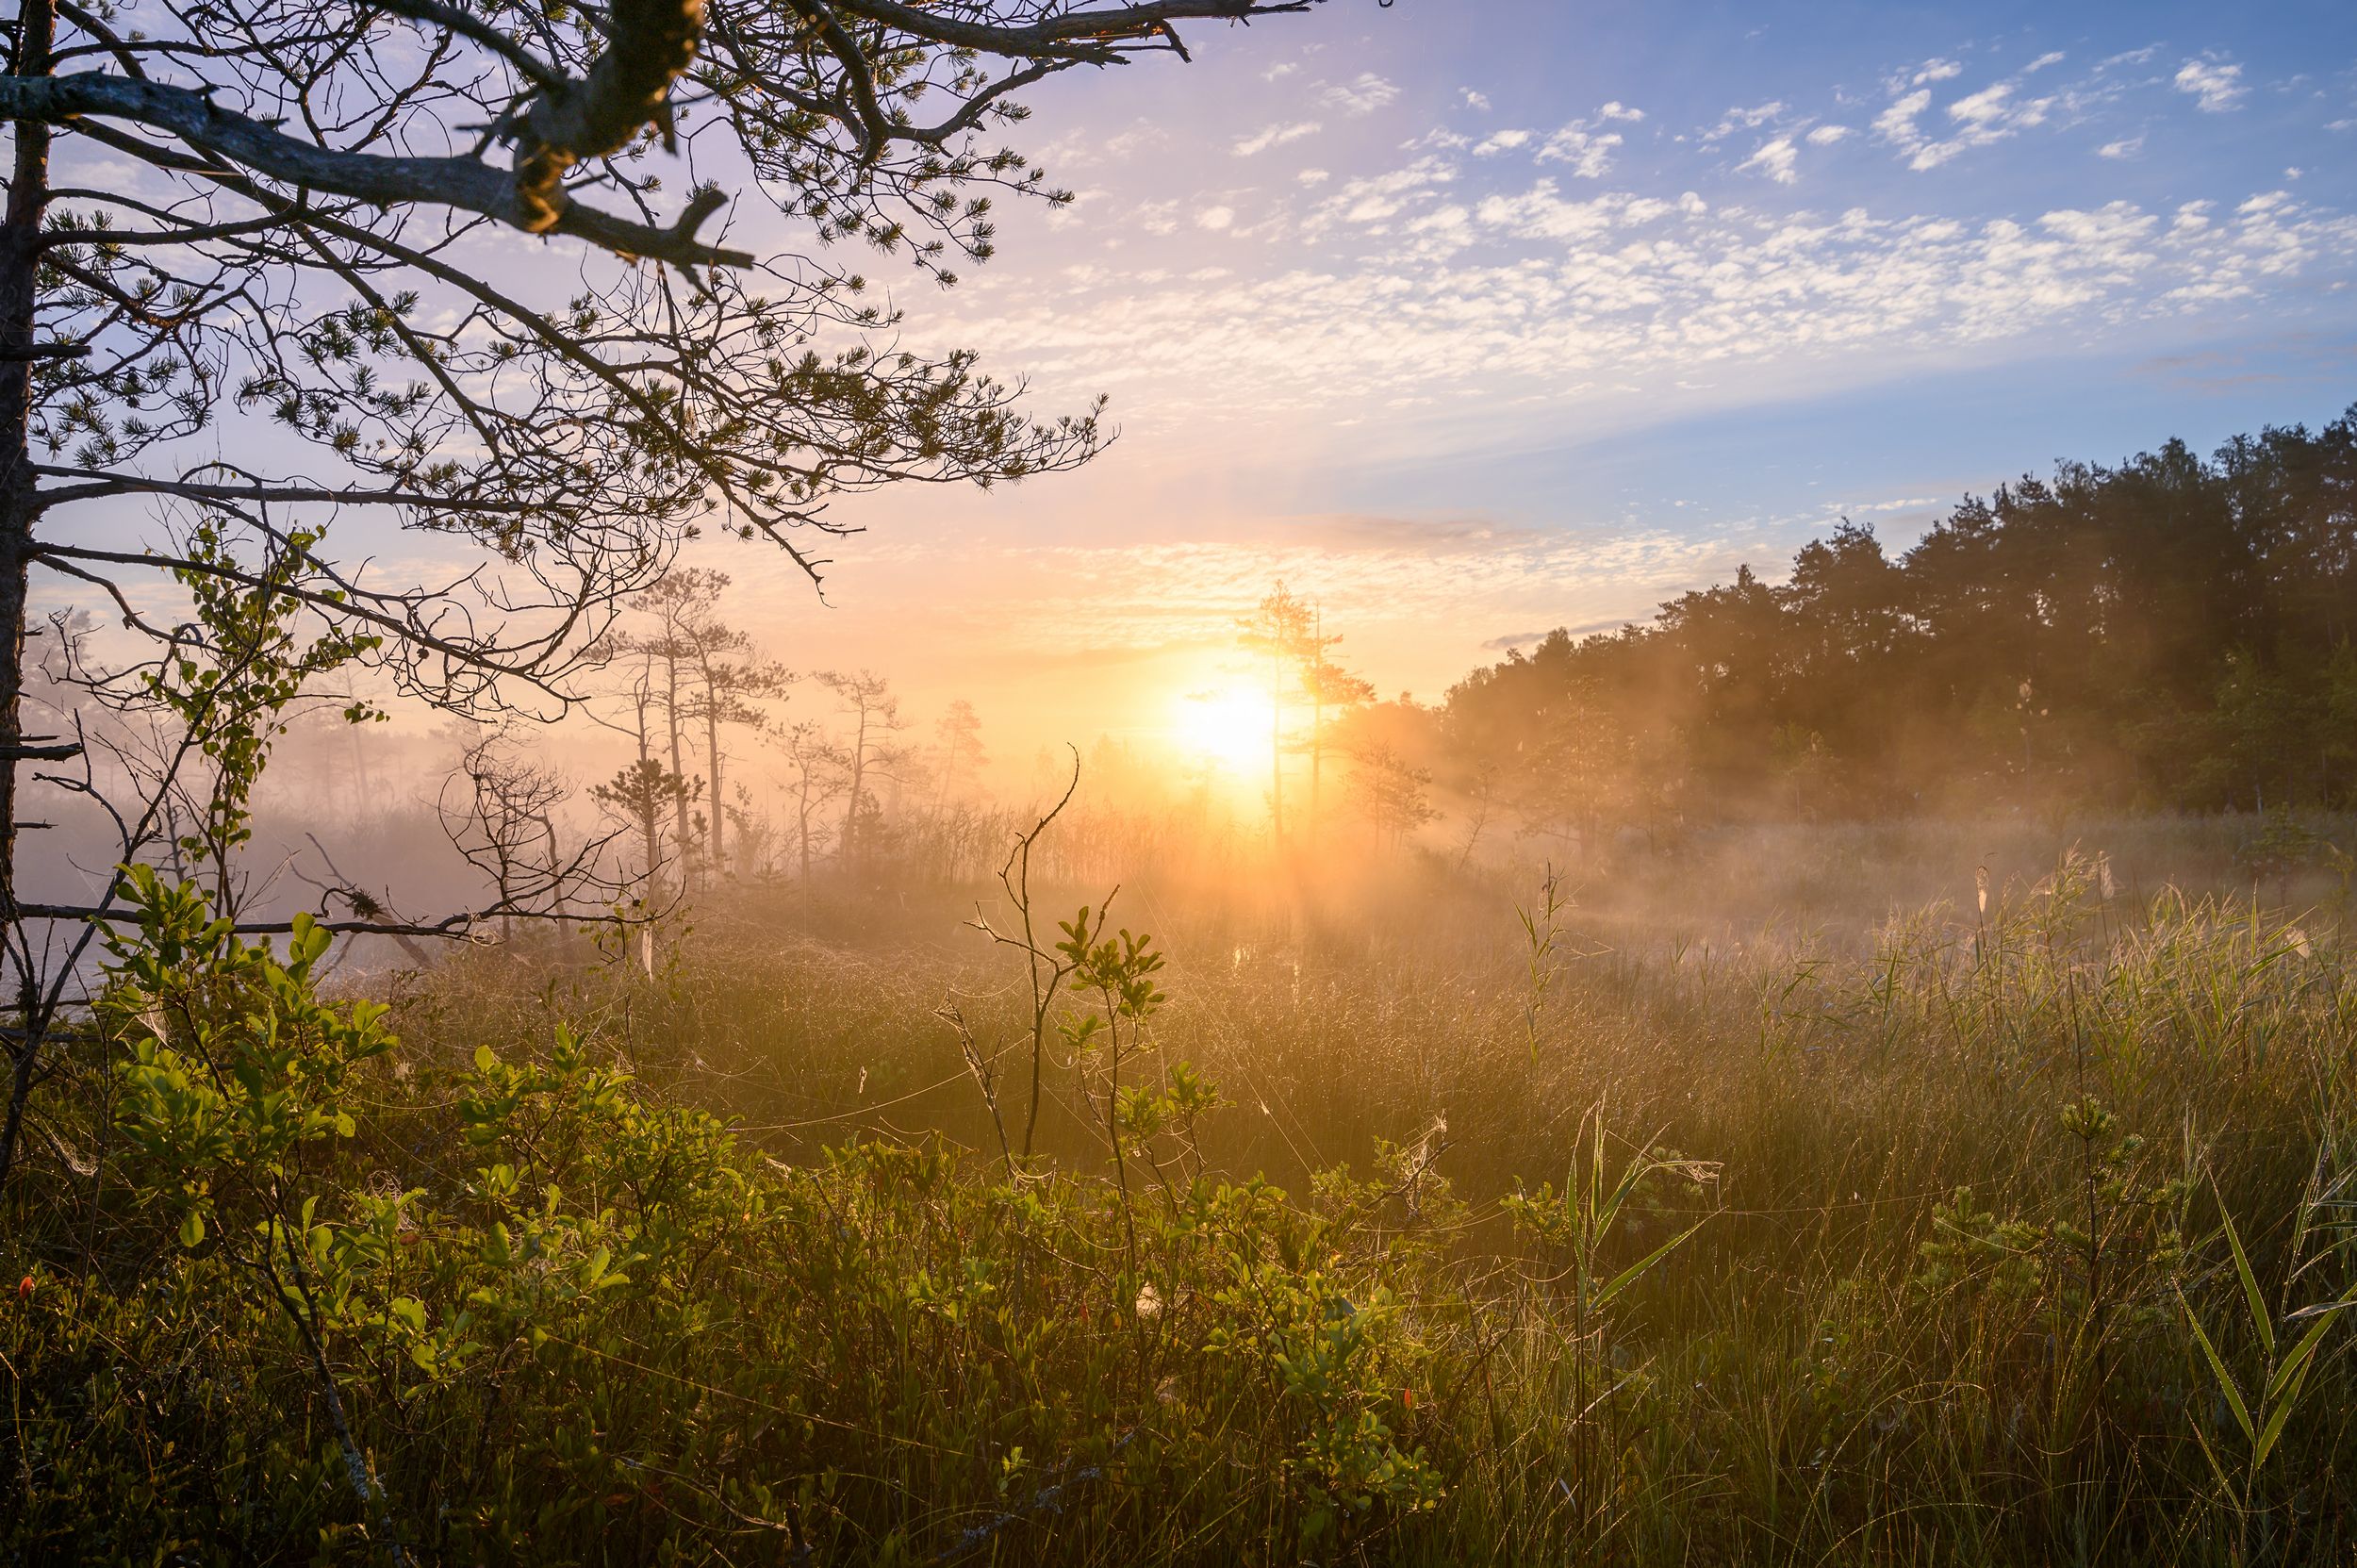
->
[0,68,750,268]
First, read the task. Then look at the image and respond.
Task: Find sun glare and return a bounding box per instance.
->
[1175,685,1275,770]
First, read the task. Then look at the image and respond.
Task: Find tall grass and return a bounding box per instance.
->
[8,822,2354,1562]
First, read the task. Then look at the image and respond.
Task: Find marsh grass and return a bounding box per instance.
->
[7,817,2355,1563]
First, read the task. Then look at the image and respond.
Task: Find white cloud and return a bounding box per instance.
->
[1233,121,1322,157]
[1913,58,1964,85]
[1308,157,1456,230]
[1475,183,1678,243]
[958,173,2357,432]
[1405,204,1476,256]
[2174,58,2246,113]
[1195,206,1235,232]
[1264,62,1298,82]
[1703,102,1786,143]
[1536,125,1624,178]
[2026,51,2067,73]
[1460,88,1492,111]
[1596,101,1646,123]
[1873,89,1932,145]
[1806,124,1852,146]
[1948,83,2016,125]
[1322,73,1399,116]
[1473,128,1533,157]
[1873,73,2055,171]
[1738,137,1800,185]
[2098,136,2144,160]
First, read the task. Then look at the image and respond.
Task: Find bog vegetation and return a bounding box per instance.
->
[5,500,2357,1562]
[6,0,2357,1559]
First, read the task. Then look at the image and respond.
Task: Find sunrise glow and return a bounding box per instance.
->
[1174,685,1276,771]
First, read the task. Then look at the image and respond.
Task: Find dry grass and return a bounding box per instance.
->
[354,812,2357,1561]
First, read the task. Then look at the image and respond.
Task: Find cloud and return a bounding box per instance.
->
[1195,206,1235,232]
[1596,101,1646,123]
[950,176,2357,431]
[1872,71,2056,171]
[1234,121,1322,157]
[1282,514,1544,554]
[1738,137,1801,184]
[1947,84,2017,125]
[2174,58,2246,112]
[2098,136,2144,160]
[2133,333,2357,393]
[2026,51,2067,73]
[1474,183,1677,243]
[1535,126,1624,177]
[1703,102,1786,143]
[1473,128,1533,157]
[1481,630,1555,652]
[1460,88,1492,111]
[1307,157,1456,230]
[1806,124,1852,146]
[1873,90,1933,145]
[1322,73,1399,115]
[1913,59,1964,85]
[1297,168,1331,186]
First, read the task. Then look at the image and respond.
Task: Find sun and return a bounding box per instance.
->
[1174,684,1275,770]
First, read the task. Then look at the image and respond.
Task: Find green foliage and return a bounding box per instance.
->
[2177,1170,2357,1563]
[145,520,385,880]
[1440,409,2357,822]
[10,827,2357,1563]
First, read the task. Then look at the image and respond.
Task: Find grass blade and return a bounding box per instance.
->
[2179,1286,2255,1444]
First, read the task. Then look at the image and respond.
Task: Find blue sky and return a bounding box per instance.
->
[688,1,2357,753]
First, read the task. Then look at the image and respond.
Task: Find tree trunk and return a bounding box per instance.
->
[630,685,665,900]
[798,787,813,885]
[0,0,58,1192]
[703,701,723,877]
[841,706,867,869]
[663,648,690,890]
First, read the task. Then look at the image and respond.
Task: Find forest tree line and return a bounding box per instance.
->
[1350,405,2357,844]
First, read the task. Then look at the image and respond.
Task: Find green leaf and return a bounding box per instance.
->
[2179,1287,2254,1444]
[2217,1195,2273,1358]
[179,1208,206,1249]
[1594,1217,1710,1312]
[2252,1355,2312,1470]
[2262,1293,2356,1409]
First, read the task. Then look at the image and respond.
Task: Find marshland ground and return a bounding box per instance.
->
[15,801,2351,1564]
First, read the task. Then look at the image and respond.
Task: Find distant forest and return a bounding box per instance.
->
[1357,404,2357,834]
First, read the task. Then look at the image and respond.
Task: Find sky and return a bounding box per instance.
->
[51,0,2357,790]
[680,0,2357,775]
